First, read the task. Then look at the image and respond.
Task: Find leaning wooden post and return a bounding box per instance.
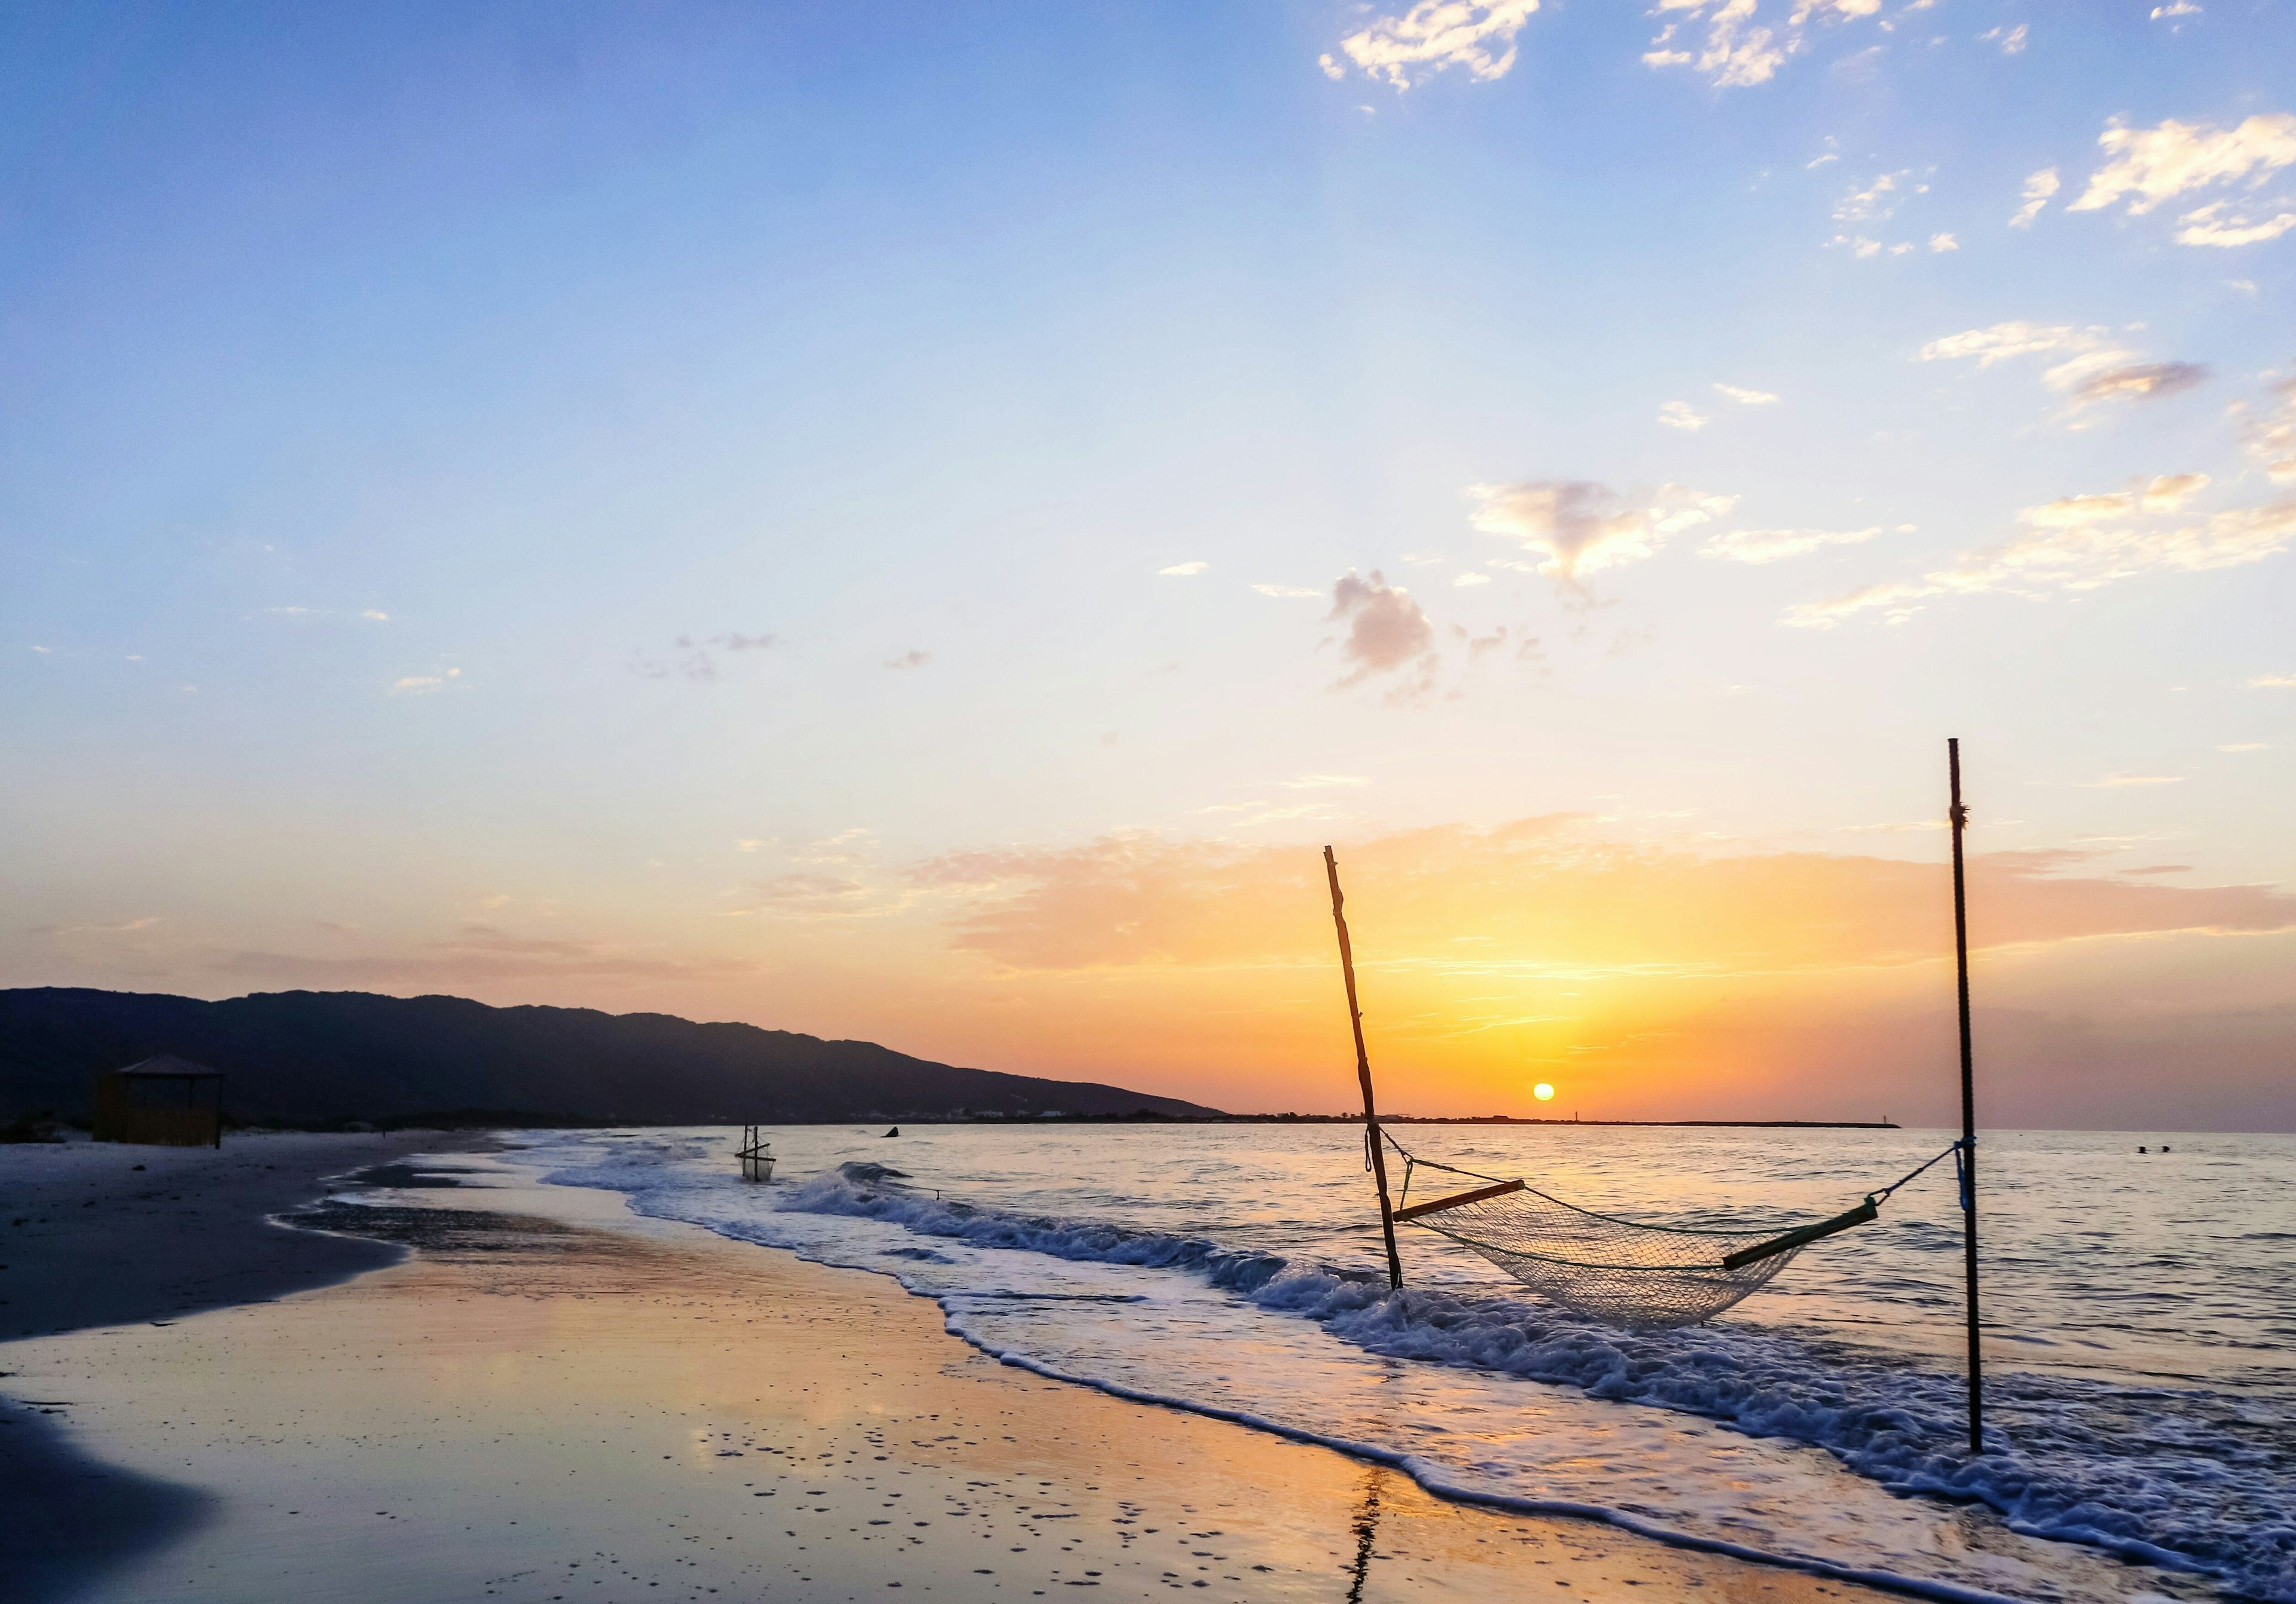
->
[1325,846,1404,1291]
[1949,738,1984,1454]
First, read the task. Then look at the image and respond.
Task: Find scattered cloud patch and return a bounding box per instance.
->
[361,609,390,621]
[2068,115,2296,246]
[1715,384,1780,405]
[390,673,448,694]
[1455,571,1493,586]
[2218,743,2267,751]
[885,649,932,670]
[1930,232,1959,252]
[1979,22,2028,53]
[1158,561,1208,576]
[2151,0,2200,14]
[1468,480,1735,580]
[1836,170,1915,224]
[2075,774,2185,788]
[1658,400,1711,431]
[2010,167,2060,227]
[1325,0,1540,90]
[1918,321,2208,419]
[2249,672,2296,688]
[1251,583,1324,597]
[1639,0,1838,90]
[1328,571,1436,688]
[1701,526,1882,563]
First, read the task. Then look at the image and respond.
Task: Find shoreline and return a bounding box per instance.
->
[2,1136,1918,1604]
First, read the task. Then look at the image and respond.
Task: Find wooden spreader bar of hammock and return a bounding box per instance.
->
[1393,1179,1525,1221]
[1720,1197,1878,1271]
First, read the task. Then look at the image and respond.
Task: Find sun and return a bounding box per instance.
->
[1533,1082,1555,1102]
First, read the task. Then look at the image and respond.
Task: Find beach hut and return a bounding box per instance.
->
[93,1055,227,1148]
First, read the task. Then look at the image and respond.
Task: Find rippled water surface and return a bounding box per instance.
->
[505,1123,2296,1603]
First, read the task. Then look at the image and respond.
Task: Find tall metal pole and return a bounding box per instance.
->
[1325,846,1404,1291]
[1949,739,1984,1455]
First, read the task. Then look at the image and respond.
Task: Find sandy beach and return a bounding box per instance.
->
[0,1135,1925,1604]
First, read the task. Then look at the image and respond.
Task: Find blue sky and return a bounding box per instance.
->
[5,2,2294,1123]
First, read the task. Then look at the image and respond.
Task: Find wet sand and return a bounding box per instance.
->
[0,1144,1916,1604]
[0,1130,497,1343]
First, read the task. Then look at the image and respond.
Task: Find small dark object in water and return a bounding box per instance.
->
[2161,1143,2171,1152]
[884,1126,899,1138]
[838,1160,909,1184]
[2138,1146,2148,1154]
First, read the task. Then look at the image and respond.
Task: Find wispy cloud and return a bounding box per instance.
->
[2074,773,2185,788]
[2250,672,2296,688]
[1714,383,1780,405]
[2231,376,2296,483]
[1700,526,1882,564]
[631,632,777,682]
[1917,321,2208,418]
[885,649,932,670]
[2173,201,2296,246]
[910,815,2296,974]
[1978,22,2028,53]
[1658,400,1710,431]
[1467,480,1735,579]
[1322,0,1540,90]
[390,669,460,694]
[1278,774,1370,789]
[1251,583,1323,597]
[360,609,390,621]
[1158,561,1208,576]
[1786,477,2294,627]
[1929,232,1959,252]
[2010,167,2060,227]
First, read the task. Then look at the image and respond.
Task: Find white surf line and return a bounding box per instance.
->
[598,1197,2035,1604]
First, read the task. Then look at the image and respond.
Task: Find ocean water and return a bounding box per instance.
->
[502,1123,2296,1603]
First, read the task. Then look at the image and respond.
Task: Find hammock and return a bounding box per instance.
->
[1379,1132,1965,1330]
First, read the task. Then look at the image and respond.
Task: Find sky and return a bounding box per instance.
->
[5,1,2294,1129]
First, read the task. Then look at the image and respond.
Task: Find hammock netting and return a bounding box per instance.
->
[1383,1135,1961,1331]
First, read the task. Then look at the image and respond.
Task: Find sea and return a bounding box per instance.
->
[497,1122,2296,1604]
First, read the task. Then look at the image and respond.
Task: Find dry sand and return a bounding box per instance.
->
[4,1139,1908,1604]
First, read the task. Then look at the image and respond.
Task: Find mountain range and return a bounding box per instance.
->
[0,987,1223,1126]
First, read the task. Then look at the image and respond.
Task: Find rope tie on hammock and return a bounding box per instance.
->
[1365,1128,1967,1331]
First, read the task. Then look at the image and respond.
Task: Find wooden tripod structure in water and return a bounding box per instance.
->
[1324,846,1403,1291]
[736,1124,774,1183]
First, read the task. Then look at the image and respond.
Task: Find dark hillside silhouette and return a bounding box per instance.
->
[0,988,1221,1126]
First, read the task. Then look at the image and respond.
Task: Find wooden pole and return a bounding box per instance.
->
[1325,846,1404,1291]
[1949,738,1984,1455]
